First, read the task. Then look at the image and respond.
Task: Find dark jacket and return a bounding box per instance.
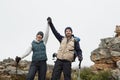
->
[49,23,82,57]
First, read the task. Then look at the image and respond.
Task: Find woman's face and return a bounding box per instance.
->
[36,34,42,41]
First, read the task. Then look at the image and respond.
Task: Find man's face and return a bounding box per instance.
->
[36,34,42,41]
[65,29,72,37]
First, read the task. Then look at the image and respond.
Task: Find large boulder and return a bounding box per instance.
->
[91,37,120,79]
[91,37,120,69]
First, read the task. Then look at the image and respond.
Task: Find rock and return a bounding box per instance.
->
[117,60,120,69]
[19,60,30,69]
[0,69,4,75]
[9,69,27,75]
[0,57,30,79]
[111,69,120,80]
[99,37,113,48]
[0,66,4,69]
[91,35,120,79]
[91,37,120,71]
[112,56,120,62]
[91,48,111,62]
[4,66,16,74]
[91,63,116,71]
[0,57,54,79]
[112,60,120,79]
[111,43,120,52]
[0,61,3,65]
[111,51,120,56]
[0,75,11,80]
[3,57,14,63]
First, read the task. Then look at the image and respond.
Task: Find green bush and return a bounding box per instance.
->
[80,67,94,80]
[79,67,113,80]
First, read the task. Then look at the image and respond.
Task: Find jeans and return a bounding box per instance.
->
[26,60,47,80]
[51,59,71,80]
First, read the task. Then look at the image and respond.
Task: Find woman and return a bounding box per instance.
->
[15,25,49,80]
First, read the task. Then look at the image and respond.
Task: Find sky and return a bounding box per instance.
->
[0,0,120,68]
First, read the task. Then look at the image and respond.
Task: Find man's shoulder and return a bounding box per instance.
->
[74,36,80,42]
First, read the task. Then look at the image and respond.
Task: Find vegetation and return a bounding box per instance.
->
[79,67,114,80]
[0,67,115,80]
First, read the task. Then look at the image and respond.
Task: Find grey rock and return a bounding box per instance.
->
[91,37,120,79]
[111,51,120,56]
[112,69,120,80]
[91,48,111,61]
[3,57,14,63]
[117,60,120,69]
[99,37,113,48]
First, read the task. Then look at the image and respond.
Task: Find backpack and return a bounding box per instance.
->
[72,36,80,62]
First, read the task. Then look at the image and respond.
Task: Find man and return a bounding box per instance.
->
[15,25,49,80]
[47,17,83,80]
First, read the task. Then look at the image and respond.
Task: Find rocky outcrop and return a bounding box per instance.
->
[0,57,54,80]
[0,57,29,80]
[91,37,120,79]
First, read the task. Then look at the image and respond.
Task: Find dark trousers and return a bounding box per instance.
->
[51,59,71,80]
[26,60,47,80]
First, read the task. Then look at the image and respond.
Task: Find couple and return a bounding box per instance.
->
[15,17,83,80]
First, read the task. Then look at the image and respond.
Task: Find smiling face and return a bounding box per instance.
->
[65,29,72,37]
[36,34,43,41]
[36,31,44,41]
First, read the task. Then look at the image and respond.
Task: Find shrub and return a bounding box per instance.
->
[78,67,113,80]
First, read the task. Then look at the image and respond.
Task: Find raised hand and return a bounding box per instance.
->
[47,17,52,24]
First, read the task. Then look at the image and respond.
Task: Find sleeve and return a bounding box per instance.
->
[21,44,32,59]
[49,23,63,42]
[75,41,82,57]
[43,24,49,45]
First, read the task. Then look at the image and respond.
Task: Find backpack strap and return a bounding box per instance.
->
[72,36,80,62]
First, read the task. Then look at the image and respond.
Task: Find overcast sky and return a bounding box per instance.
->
[0,0,120,67]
